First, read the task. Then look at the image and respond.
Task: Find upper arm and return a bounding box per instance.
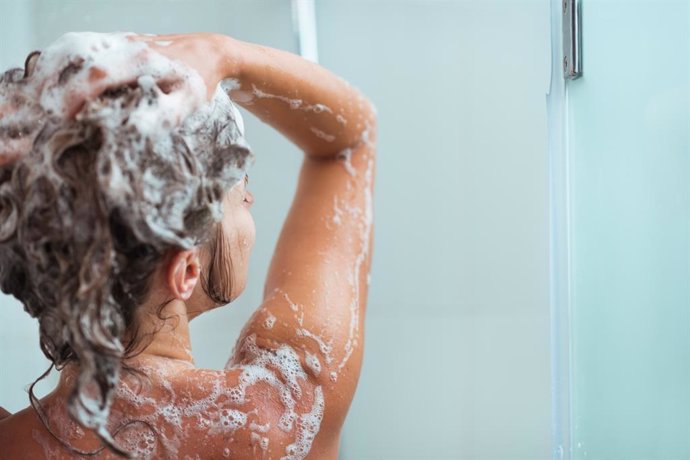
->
[228,126,377,441]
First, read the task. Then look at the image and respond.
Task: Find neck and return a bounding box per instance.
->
[50,299,195,400]
[131,298,195,364]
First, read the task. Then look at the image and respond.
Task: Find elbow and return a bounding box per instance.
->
[362,98,378,139]
[349,98,377,152]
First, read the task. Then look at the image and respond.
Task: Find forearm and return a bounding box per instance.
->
[221,36,376,158]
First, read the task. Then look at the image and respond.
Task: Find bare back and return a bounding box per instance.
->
[0,360,337,458]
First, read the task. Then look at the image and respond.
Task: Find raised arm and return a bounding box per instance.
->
[221,36,377,436]
[133,32,377,456]
[222,37,377,158]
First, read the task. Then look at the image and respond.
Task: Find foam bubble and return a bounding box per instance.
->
[264,313,277,329]
[304,351,322,377]
[250,432,270,451]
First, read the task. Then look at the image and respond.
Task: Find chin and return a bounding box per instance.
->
[230,278,249,303]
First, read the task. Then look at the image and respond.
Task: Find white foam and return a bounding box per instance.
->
[208,408,247,435]
[264,313,277,329]
[334,133,375,375]
[281,386,324,460]
[304,351,322,377]
[332,196,344,226]
[336,147,356,177]
[310,126,335,142]
[236,333,307,399]
[280,290,300,312]
[295,328,334,364]
[268,288,310,326]
[249,421,271,433]
[250,84,335,117]
[250,432,270,451]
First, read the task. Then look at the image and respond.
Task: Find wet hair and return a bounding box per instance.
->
[0,43,252,457]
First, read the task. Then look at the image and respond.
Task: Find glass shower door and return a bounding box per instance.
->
[552,0,690,458]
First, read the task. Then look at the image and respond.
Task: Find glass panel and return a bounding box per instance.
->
[566,1,690,458]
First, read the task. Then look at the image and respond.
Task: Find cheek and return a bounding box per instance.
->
[240,212,256,250]
[223,209,255,253]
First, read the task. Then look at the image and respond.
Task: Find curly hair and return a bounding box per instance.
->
[0,33,253,457]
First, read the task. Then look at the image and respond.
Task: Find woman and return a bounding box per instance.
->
[0,31,376,458]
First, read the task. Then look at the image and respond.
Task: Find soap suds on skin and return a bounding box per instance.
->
[250,421,271,433]
[304,352,322,378]
[280,289,300,313]
[337,137,375,375]
[264,313,277,329]
[105,344,324,459]
[309,126,335,142]
[250,432,270,451]
[325,126,376,379]
[250,84,334,115]
[281,386,324,460]
[253,123,374,390]
[264,287,309,329]
[295,328,334,365]
[336,147,356,177]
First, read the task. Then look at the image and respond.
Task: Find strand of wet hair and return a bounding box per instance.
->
[29,363,160,458]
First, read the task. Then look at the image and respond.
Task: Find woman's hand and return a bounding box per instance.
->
[127,32,239,101]
[58,33,238,119]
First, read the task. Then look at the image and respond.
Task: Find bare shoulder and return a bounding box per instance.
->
[0,404,47,459]
[153,365,338,459]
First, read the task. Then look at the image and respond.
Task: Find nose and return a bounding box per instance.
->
[245,190,255,206]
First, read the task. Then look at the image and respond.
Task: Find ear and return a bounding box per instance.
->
[167,249,201,301]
